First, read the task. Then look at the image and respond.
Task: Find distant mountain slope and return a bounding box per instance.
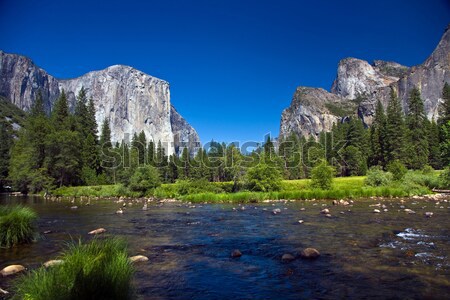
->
[0,52,199,155]
[280,24,450,139]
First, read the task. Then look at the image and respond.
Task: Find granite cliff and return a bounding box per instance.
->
[280,25,450,139]
[0,51,199,155]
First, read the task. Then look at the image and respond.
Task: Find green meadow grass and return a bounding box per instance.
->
[0,205,37,248]
[13,238,134,300]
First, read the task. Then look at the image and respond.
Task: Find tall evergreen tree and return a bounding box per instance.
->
[385,89,407,164]
[51,89,70,129]
[439,83,450,166]
[0,122,11,189]
[369,100,387,167]
[427,119,442,169]
[406,87,428,169]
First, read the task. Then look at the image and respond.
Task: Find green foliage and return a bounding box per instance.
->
[13,238,134,300]
[438,167,450,189]
[402,170,441,191]
[310,160,334,189]
[385,89,408,163]
[128,165,161,195]
[406,88,429,169]
[245,163,282,192]
[364,166,393,187]
[387,160,407,181]
[342,145,367,176]
[0,205,37,248]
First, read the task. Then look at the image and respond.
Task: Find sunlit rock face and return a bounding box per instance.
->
[280,25,450,139]
[0,52,199,155]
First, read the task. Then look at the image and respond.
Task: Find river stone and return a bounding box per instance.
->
[129,255,149,263]
[88,228,106,235]
[231,249,242,258]
[272,208,281,215]
[424,212,433,218]
[1,265,25,276]
[282,253,295,262]
[43,260,64,268]
[404,209,416,214]
[321,208,330,214]
[299,248,320,259]
[373,209,381,213]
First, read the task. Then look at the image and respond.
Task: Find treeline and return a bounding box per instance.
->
[1,84,449,194]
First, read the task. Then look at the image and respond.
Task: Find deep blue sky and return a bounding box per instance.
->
[1,0,449,144]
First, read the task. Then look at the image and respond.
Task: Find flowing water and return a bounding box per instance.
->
[1,194,450,299]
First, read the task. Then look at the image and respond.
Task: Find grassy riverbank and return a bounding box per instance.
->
[50,171,445,203]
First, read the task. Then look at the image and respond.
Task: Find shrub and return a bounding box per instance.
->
[439,167,450,189]
[310,160,335,190]
[245,163,282,192]
[364,166,393,187]
[387,160,407,181]
[402,171,441,190]
[421,165,434,175]
[14,238,134,300]
[128,165,161,195]
[0,205,37,248]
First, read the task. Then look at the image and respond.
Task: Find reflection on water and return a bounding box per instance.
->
[1,194,449,299]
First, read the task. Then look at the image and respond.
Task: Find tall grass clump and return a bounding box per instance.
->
[13,237,134,300]
[0,205,37,248]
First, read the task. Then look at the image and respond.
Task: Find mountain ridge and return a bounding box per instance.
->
[0,51,199,155]
[280,24,450,140]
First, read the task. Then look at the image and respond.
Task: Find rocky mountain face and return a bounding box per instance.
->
[0,51,199,156]
[280,25,450,139]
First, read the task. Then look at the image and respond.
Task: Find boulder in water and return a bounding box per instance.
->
[88,228,106,235]
[282,253,295,262]
[129,255,149,263]
[299,248,320,259]
[231,249,242,258]
[43,260,64,268]
[1,265,25,276]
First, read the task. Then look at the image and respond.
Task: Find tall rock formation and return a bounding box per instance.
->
[280,24,450,139]
[0,51,199,156]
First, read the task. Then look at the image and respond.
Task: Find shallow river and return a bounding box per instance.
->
[1,195,450,299]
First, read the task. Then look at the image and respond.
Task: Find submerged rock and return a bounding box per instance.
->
[272,208,281,215]
[129,255,149,263]
[43,260,64,268]
[231,249,242,258]
[282,253,296,262]
[1,265,25,276]
[424,212,433,218]
[88,228,106,235]
[299,248,320,259]
[321,208,330,214]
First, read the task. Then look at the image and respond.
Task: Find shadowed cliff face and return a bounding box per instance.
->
[0,52,199,155]
[280,25,450,139]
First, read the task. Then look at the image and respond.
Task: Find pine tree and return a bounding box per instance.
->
[439,83,450,166]
[147,141,155,166]
[178,147,191,179]
[99,119,113,180]
[406,87,428,169]
[427,120,442,169]
[0,121,11,189]
[385,89,407,164]
[369,100,387,167]
[30,90,46,117]
[52,89,70,129]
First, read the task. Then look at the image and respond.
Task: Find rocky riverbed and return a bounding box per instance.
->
[1,194,449,299]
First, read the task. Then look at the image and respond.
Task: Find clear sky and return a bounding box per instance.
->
[1,0,449,144]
